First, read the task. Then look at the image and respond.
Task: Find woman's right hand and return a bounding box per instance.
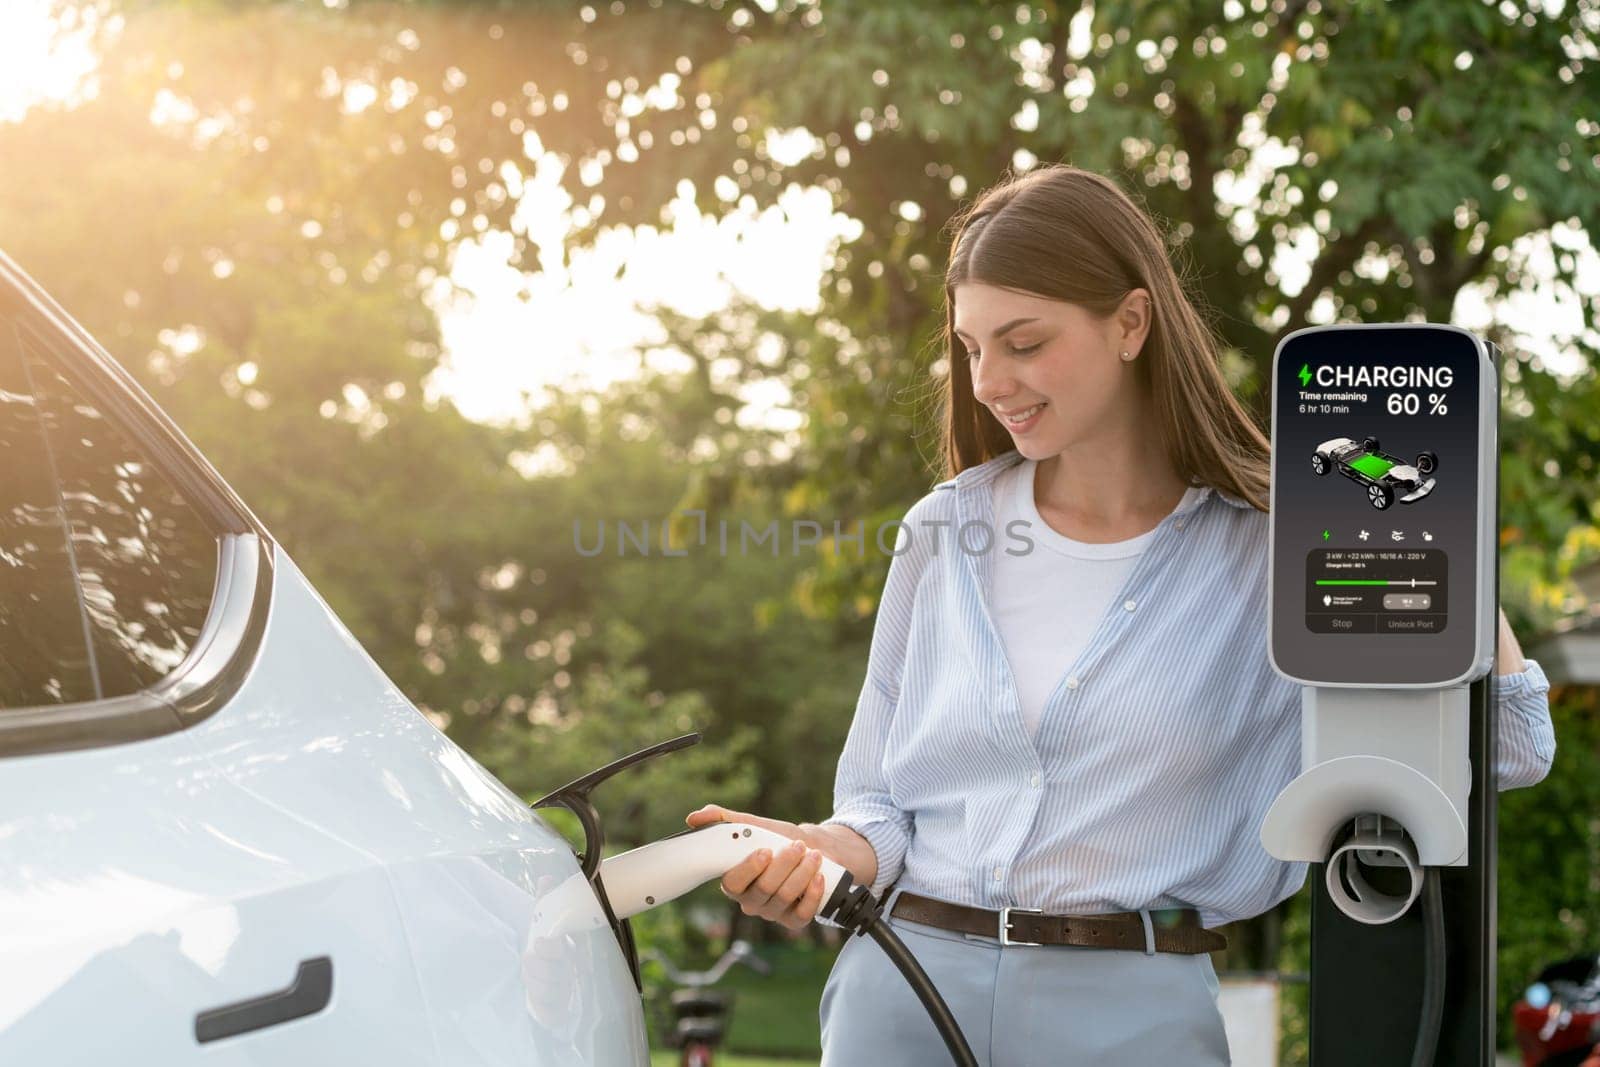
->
[684,804,832,931]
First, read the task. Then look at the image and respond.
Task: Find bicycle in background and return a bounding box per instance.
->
[640,940,772,1067]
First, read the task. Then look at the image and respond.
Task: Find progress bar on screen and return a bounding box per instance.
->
[1315,579,1439,587]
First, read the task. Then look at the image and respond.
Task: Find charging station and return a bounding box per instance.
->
[1261,323,1502,1065]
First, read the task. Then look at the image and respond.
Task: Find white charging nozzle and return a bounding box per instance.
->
[600,823,850,921]
[599,821,979,1065]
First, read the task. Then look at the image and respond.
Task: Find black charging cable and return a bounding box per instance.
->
[819,873,979,1067]
[1410,867,1445,1067]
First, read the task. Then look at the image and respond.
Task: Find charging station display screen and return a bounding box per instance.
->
[1270,326,1487,685]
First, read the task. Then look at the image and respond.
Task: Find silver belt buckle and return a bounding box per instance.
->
[999,906,1043,946]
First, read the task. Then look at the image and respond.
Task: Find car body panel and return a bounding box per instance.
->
[0,717,439,1064]
[184,546,650,1064]
[386,855,632,1065]
[183,547,550,864]
[1,248,651,1064]
[0,542,649,1063]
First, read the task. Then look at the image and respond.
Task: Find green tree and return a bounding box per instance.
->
[5,5,1596,1052]
[0,2,779,839]
[531,0,1600,968]
[1499,687,1600,1050]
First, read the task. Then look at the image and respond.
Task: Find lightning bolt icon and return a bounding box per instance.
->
[1298,363,1312,388]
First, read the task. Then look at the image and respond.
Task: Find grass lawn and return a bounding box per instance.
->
[643,940,836,1063]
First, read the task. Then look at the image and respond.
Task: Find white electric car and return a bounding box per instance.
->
[0,251,652,1065]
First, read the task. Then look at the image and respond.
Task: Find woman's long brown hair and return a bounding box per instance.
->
[937,164,1270,512]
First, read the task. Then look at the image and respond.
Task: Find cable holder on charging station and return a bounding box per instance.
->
[1327,814,1425,926]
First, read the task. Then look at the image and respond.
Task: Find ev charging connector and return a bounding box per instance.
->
[533,734,979,1066]
[602,823,977,1066]
[1260,323,1501,1065]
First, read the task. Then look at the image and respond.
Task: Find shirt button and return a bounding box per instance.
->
[1030,772,1041,788]
[1065,676,1079,690]
[1175,519,1186,531]
[1124,599,1137,612]
[993,866,1004,880]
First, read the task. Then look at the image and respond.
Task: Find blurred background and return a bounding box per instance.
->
[1,1,1598,1062]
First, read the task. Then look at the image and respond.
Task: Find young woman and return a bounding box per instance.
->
[686,164,1555,1063]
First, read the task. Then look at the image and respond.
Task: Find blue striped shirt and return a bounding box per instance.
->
[822,451,1556,928]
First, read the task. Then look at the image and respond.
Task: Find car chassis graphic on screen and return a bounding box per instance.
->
[1312,436,1438,510]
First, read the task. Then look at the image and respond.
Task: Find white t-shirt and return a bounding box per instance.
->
[990,459,1201,739]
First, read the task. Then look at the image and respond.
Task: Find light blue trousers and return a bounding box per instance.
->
[819,887,1232,1066]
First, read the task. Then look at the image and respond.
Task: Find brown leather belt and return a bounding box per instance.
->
[889,891,1227,956]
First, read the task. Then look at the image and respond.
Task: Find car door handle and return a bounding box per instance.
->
[193,956,333,1043]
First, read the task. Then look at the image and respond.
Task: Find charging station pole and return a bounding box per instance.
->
[1261,326,1502,1066]
[1307,672,1498,1064]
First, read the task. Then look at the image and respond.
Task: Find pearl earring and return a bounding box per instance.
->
[1120,350,1133,361]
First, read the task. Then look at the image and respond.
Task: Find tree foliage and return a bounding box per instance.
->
[2,2,1598,1052]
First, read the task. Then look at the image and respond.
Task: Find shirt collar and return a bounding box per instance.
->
[943,450,1024,492]
[945,450,1255,513]
[1204,487,1255,511]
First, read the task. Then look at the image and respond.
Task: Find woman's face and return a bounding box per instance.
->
[953,282,1143,461]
